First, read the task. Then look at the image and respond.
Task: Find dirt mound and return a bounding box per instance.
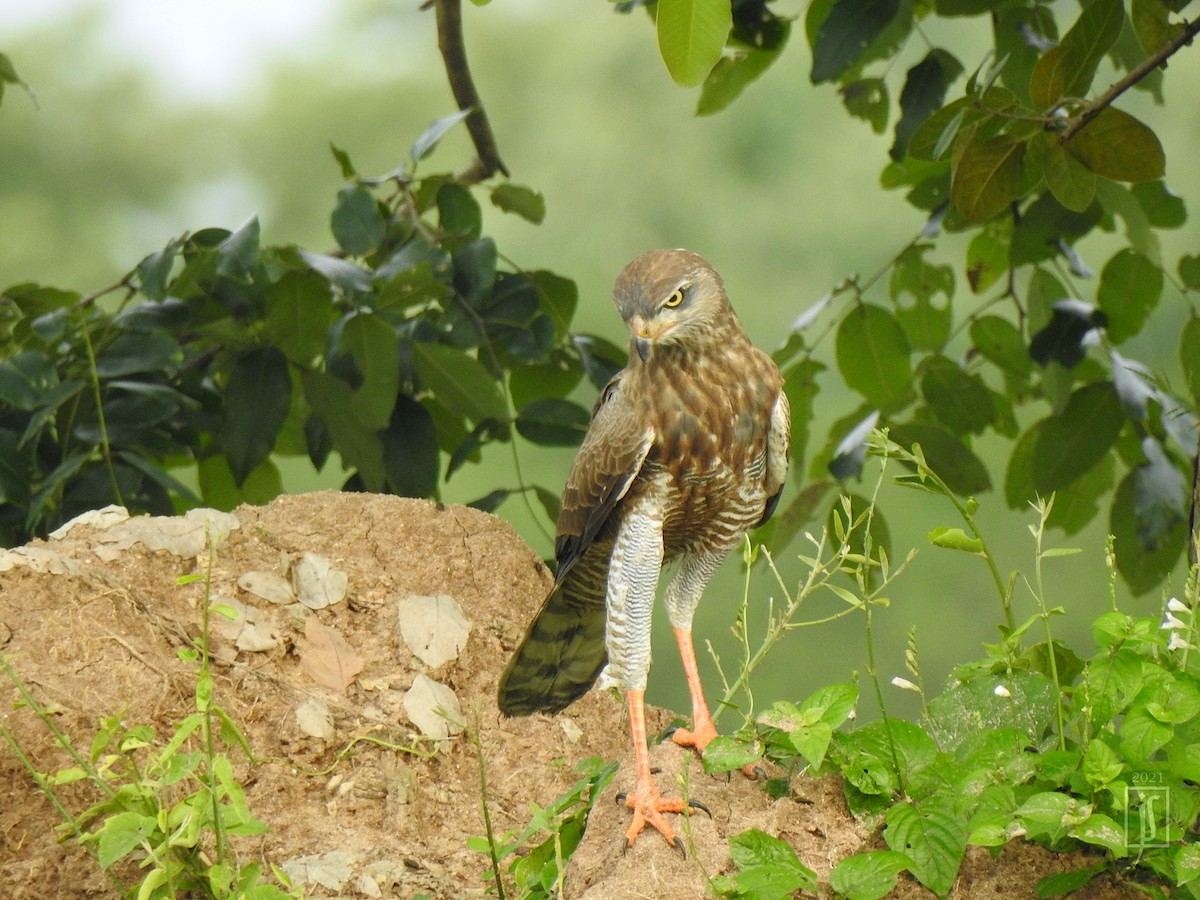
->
[0,492,1137,897]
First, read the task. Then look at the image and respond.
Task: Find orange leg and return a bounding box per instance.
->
[621,689,702,852]
[669,626,759,778]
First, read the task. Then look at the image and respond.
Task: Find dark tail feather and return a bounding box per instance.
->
[497,572,607,717]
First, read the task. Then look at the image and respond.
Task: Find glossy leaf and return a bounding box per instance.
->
[810,0,900,84]
[452,238,498,308]
[135,241,180,301]
[410,108,472,162]
[830,851,911,900]
[411,342,506,425]
[94,332,182,379]
[724,828,819,896]
[889,422,991,495]
[919,357,993,435]
[299,251,372,293]
[892,50,962,161]
[515,397,590,447]
[883,801,966,897]
[1029,0,1123,108]
[263,270,334,366]
[382,395,439,498]
[1065,108,1166,183]
[489,183,545,224]
[303,371,387,491]
[951,136,1025,222]
[437,182,483,241]
[0,350,56,410]
[215,215,260,280]
[699,37,788,116]
[1031,382,1124,494]
[1097,249,1162,344]
[1039,134,1096,213]
[220,347,291,486]
[656,0,731,88]
[970,316,1030,380]
[836,304,912,411]
[331,183,386,256]
[1180,316,1200,404]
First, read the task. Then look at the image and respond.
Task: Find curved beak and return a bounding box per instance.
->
[634,336,652,362]
[629,314,673,362]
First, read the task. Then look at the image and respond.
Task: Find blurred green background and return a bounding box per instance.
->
[5,0,1199,723]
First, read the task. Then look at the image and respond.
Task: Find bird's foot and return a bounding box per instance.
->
[669,720,762,779]
[615,783,710,855]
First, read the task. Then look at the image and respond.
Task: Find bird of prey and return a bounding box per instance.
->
[497,249,790,851]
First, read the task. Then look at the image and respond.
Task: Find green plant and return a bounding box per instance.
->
[469,756,618,898]
[708,440,1200,898]
[0,529,296,899]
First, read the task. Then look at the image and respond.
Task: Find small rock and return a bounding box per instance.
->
[397,594,471,669]
[281,849,357,891]
[402,674,463,743]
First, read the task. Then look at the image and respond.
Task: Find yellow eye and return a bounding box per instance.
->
[663,289,685,309]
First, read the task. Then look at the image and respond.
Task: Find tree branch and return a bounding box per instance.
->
[433,0,509,183]
[1061,15,1200,144]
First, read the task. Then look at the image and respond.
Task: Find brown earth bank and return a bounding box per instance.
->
[0,491,1146,897]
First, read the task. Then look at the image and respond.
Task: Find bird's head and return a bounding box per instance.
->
[612,249,734,363]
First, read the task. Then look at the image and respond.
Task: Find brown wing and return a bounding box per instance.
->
[552,371,654,583]
[497,371,653,716]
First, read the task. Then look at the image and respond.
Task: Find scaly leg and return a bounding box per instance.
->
[619,688,709,852]
[668,626,719,751]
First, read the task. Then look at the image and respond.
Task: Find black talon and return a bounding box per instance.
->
[750,765,768,782]
[687,798,712,818]
[615,791,627,806]
[672,835,687,858]
[623,838,632,855]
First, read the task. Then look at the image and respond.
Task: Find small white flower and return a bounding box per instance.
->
[1167,597,1189,614]
[993,684,1012,698]
[1162,612,1188,631]
[891,676,919,692]
[1168,632,1193,652]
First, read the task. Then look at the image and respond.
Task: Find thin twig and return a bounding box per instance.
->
[1060,16,1200,144]
[433,0,510,183]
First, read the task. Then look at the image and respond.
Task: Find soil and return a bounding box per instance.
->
[0,491,1147,898]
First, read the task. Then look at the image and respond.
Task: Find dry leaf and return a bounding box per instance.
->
[48,504,129,540]
[92,508,239,560]
[397,594,471,669]
[0,547,81,575]
[238,570,295,604]
[402,674,463,742]
[298,617,364,693]
[293,552,349,609]
[295,697,335,740]
[281,850,357,891]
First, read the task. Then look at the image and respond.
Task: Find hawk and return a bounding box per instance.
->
[497,249,791,850]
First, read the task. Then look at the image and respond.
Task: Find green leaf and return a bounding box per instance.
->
[838,77,888,134]
[1035,864,1106,898]
[515,397,590,447]
[725,828,819,897]
[1180,316,1200,404]
[1031,382,1124,494]
[892,50,963,161]
[135,240,180,301]
[329,142,356,178]
[656,0,731,88]
[890,423,991,496]
[701,735,762,775]
[928,526,984,554]
[1131,0,1185,55]
[836,303,912,411]
[970,316,1030,380]
[303,371,387,491]
[452,238,498,308]
[1039,133,1096,213]
[0,350,56,410]
[884,801,966,897]
[94,811,158,869]
[1029,0,1124,107]
[1132,179,1186,228]
[411,108,472,162]
[215,215,260,280]
[220,347,291,486]
[1110,459,1187,595]
[528,270,578,342]
[965,219,1011,294]
[951,136,1026,222]
[1045,450,1113,535]
[1097,249,1162,345]
[890,245,954,351]
[299,250,372,293]
[919,357,993,435]
[698,38,787,116]
[926,670,1058,752]
[411,342,506,425]
[830,851,911,900]
[94,332,182,378]
[263,270,334,366]
[810,0,900,84]
[336,311,400,430]
[382,396,439,498]
[198,454,282,509]
[1180,254,1200,291]
[489,183,546,224]
[331,183,386,256]
[1065,108,1166,183]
